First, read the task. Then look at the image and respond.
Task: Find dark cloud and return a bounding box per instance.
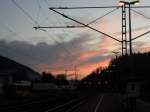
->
[133,41,147,52]
[0,34,93,72]
[0,31,122,74]
[80,54,110,66]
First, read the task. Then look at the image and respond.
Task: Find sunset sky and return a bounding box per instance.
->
[0,0,150,79]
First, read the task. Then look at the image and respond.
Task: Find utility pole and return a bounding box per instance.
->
[119,0,140,55]
[122,5,128,55]
[64,67,79,80]
[112,51,120,58]
[129,3,132,55]
[64,69,68,78]
[74,66,78,81]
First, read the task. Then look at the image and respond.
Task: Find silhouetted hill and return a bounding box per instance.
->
[0,56,41,81]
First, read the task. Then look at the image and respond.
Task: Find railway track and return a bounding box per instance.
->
[0,93,124,112]
[45,94,103,112]
[0,92,90,112]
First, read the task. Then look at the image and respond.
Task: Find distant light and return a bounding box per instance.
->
[98,82,101,85]
[105,81,108,85]
[134,2,139,5]
[89,82,91,85]
[84,81,87,84]
[119,2,124,6]
[134,0,140,5]
[132,0,140,5]
[119,0,126,6]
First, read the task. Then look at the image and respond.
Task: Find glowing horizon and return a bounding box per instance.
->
[0,0,149,79]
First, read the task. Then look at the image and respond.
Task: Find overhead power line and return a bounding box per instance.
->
[34,25,85,29]
[50,6,121,9]
[11,0,78,69]
[131,9,150,20]
[11,0,72,54]
[87,7,120,25]
[49,6,150,9]
[48,8,121,42]
[34,8,121,42]
[132,30,150,41]
[129,9,150,41]
[44,0,50,6]
[35,28,81,71]
[36,0,41,22]
[130,6,150,8]
[34,7,121,43]
[37,28,73,54]
[34,3,150,56]
[34,7,120,29]
[11,0,39,25]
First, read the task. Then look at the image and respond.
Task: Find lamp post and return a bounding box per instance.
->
[112,51,120,59]
[119,0,140,55]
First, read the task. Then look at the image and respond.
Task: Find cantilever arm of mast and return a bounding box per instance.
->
[34,7,120,29]
[49,6,121,9]
[112,51,120,53]
[48,8,121,42]
[87,7,120,25]
[34,25,85,29]
[132,30,150,41]
[129,6,150,8]
[49,6,150,9]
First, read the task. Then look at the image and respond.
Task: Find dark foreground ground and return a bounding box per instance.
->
[0,90,142,112]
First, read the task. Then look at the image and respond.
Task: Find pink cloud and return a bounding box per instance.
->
[44,57,111,80]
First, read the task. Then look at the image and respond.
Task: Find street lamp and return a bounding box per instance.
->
[119,0,140,55]
[112,51,120,58]
[119,0,140,5]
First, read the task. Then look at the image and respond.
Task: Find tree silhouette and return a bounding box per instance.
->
[79,52,150,94]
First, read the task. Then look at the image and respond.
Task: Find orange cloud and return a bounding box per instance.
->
[38,57,111,80]
[55,47,111,79]
[78,49,106,61]
[137,47,150,53]
[79,58,111,74]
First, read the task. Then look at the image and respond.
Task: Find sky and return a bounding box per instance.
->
[0,0,150,79]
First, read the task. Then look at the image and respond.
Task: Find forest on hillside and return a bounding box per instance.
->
[79,52,150,95]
